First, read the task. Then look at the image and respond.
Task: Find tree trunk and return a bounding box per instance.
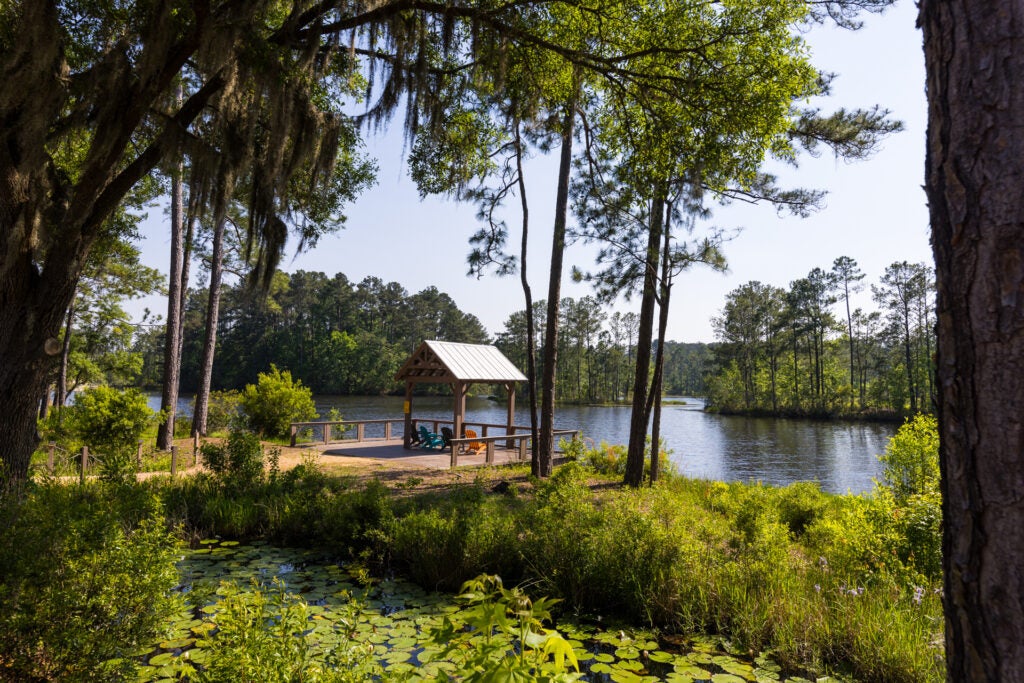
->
[56,300,74,408]
[921,1,1024,679]
[538,98,575,478]
[624,191,665,487]
[156,162,185,449]
[514,123,540,465]
[649,209,673,484]
[0,255,79,486]
[192,214,226,436]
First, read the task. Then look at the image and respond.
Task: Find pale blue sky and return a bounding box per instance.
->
[134,0,930,344]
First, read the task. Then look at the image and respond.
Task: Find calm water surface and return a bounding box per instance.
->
[158,394,894,494]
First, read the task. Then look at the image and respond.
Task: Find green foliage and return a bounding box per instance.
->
[66,386,154,454]
[430,574,581,683]
[874,414,942,581]
[879,414,940,503]
[707,260,935,417]
[150,443,944,682]
[0,483,180,681]
[201,390,243,433]
[182,580,381,682]
[239,365,317,438]
[200,430,268,489]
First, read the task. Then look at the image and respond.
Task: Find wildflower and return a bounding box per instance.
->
[913,586,925,605]
[818,556,829,570]
[814,584,821,593]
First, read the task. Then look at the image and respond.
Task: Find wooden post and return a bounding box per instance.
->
[47,442,55,474]
[137,440,144,469]
[290,424,298,447]
[506,382,516,450]
[79,446,88,485]
[324,423,331,445]
[357,423,365,441]
[385,421,392,440]
[519,437,529,461]
[451,442,458,469]
[486,441,495,465]
[170,446,178,476]
[403,382,414,449]
[453,382,466,446]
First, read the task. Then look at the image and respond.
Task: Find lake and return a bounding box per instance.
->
[154,394,894,494]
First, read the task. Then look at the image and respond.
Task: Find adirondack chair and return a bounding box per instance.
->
[464,429,485,455]
[440,427,454,451]
[417,425,445,450]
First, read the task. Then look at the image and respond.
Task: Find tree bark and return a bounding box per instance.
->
[624,191,665,487]
[0,253,80,486]
[56,300,75,408]
[537,98,575,478]
[921,1,1024,679]
[513,123,540,466]
[156,162,185,449]
[649,205,674,484]
[192,214,226,436]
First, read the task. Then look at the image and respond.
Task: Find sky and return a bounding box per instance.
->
[132,0,930,344]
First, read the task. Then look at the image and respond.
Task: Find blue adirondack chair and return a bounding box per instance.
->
[417,425,445,450]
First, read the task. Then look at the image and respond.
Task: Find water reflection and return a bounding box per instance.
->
[154,394,894,495]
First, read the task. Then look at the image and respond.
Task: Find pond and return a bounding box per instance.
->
[131,541,830,682]
[155,394,895,495]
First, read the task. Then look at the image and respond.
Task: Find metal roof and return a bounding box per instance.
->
[394,340,527,383]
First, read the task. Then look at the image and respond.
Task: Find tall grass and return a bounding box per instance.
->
[15,420,942,682]
[145,453,943,682]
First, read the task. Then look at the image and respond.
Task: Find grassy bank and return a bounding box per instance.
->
[2,425,943,682]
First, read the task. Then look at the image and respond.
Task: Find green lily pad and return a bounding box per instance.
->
[158,638,194,650]
[712,675,748,683]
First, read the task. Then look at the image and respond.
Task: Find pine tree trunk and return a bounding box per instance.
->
[56,301,74,408]
[538,98,575,478]
[156,165,185,449]
[624,192,665,487]
[649,215,673,483]
[922,1,1024,678]
[514,124,540,465]
[192,215,226,436]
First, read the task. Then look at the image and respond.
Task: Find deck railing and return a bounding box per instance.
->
[447,429,580,468]
[289,418,406,447]
[290,418,581,469]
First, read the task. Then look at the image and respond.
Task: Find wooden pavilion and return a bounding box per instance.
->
[394,340,527,449]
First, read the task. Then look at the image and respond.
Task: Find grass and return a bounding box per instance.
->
[12,428,944,682]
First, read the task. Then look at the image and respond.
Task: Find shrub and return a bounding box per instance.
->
[0,483,180,681]
[204,389,243,433]
[240,365,317,438]
[879,414,939,503]
[53,386,154,481]
[185,580,381,682]
[201,430,267,489]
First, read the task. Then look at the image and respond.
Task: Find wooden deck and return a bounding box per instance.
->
[314,438,530,470]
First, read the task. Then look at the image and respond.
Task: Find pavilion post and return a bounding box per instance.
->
[403,382,414,449]
[505,382,516,449]
[453,382,466,443]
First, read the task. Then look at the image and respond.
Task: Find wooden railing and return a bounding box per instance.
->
[447,429,579,468]
[289,418,406,447]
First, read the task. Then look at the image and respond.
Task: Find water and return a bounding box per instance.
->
[153,394,894,494]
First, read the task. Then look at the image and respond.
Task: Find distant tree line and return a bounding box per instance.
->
[705,257,935,418]
[132,271,489,396]
[495,298,713,404]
